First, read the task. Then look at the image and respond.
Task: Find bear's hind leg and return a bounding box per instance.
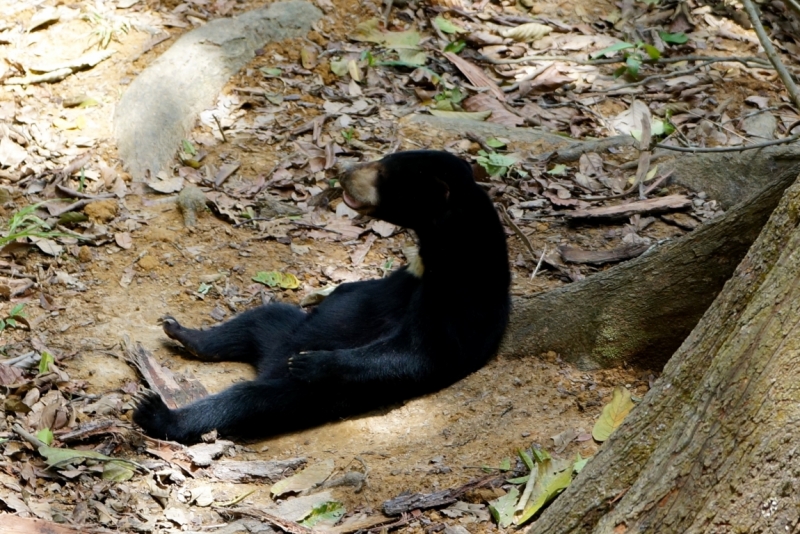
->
[163,303,306,366]
[133,376,322,443]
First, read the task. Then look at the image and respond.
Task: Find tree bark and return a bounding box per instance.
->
[502,160,797,369]
[528,174,800,533]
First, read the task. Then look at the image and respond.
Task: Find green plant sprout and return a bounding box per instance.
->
[0,202,76,250]
[82,10,130,49]
[0,303,26,333]
[592,32,689,79]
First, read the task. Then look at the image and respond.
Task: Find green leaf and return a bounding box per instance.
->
[651,118,676,137]
[625,55,641,77]
[591,41,634,58]
[300,501,345,527]
[592,385,635,441]
[547,163,568,175]
[434,15,463,34]
[77,97,100,108]
[573,453,590,474]
[39,445,113,467]
[434,87,465,105]
[489,487,519,528]
[531,447,551,463]
[499,457,511,471]
[642,44,661,60]
[476,152,519,177]
[260,67,282,77]
[350,18,421,49]
[39,351,54,375]
[519,449,534,470]
[507,475,530,484]
[103,460,135,482]
[36,428,54,446]
[197,283,212,295]
[253,271,300,289]
[486,137,507,149]
[39,446,142,478]
[443,40,466,54]
[513,462,572,524]
[397,48,427,67]
[613,65,628,78]
[9,303,25,317]
[5,318,16,328]
[658,31,689,44]
[330,59,349,76]
[181,139,196,156]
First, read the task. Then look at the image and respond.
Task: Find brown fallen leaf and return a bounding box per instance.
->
[463,94,524,127]
[114,232,133,250]
[521,64,573,94]
[350,234,376,266]
[0,364,25,386]
[443,52,505,101]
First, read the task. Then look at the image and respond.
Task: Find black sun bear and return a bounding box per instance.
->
[133,150,510,443]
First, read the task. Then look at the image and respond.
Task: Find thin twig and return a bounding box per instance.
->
[531,245,547,279]
[466,132,495,153]
[583,171,674,201]
[597,60,714,93]
[55,184,115,200]
[482,54,770,67]
[501,207,539,263]
[47,198,94,217]
[740,0,800,110]
[13,423,46,448]
[212,114,227,143]
[655,133,800,153]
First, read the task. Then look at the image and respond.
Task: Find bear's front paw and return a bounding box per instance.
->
[133,391,180,440]
[288,350,337,383]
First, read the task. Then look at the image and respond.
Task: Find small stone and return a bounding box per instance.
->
[77,245,92,263]
[84,200,118,223]
[138,255,159,271]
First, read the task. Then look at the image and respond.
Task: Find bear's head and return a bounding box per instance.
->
[339,150,474,229]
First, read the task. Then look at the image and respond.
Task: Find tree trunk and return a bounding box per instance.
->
[504,148,800,369]
[528,174,800,533]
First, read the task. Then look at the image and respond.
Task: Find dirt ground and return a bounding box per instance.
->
[0,0,793,530]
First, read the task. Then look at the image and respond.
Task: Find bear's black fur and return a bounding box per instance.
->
[133,150,510,443]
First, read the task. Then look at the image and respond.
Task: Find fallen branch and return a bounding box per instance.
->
[598,60,714,93]
[482,54,770,68]
[655,133,800,153]
[382,474,502,515]
[563,194,691,220]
